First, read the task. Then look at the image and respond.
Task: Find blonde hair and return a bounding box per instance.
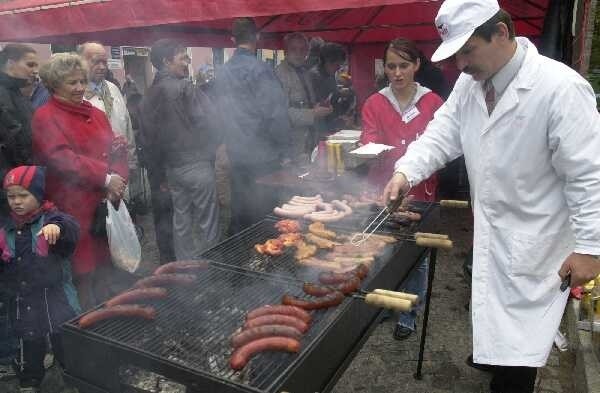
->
[39,52,88,93]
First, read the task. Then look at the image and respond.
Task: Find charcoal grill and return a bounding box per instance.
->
[61,203,439,393]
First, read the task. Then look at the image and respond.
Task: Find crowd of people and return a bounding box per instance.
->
[0,0,599,391]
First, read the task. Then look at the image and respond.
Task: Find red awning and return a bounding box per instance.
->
[0,0,549,47]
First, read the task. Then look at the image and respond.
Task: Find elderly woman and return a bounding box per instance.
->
[32,53,129,310]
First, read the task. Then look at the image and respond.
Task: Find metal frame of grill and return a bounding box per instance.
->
[61,203,439,393]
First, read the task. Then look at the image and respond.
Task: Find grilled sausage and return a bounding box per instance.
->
[79,305,156,328]
[230,337,301,370]
[105,287,168,307]
[246,305,312,324]
[282,291,345,310]
[331,199,353,215]
[231,325,303,348]
[303,282,335,297]
[335,276,361,295]
[274,207,312,218]
[153,260,209,275]
[243,314,309,333]
[319,271,358,285]
[133,273,197,288]
[351,264,370,279]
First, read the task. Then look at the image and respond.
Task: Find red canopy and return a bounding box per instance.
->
[0,0,548,47]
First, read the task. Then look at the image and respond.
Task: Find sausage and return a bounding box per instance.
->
[79,305,156,328]
[231,325,303,348]
[274,207,312,218]
[105,287,168,307]
[303,282,335,297]
[281,204,316,212]
[335,276,361,295]
[282,291,345,310]
[351,264,370,279]
[133,273,197,288]
[304,211,346,223]
[305,233,338,249]
[331,199,353,215]
[230,337,301,370]
[319,271,358,285]
[153,260,209,275]
[246,305,312,324]
[291,195,322,203]
[243,314,309,333]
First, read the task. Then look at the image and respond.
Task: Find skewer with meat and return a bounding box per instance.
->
[278,233,302,247]
[274,219,301,234]
[294,241,318,260]
[230,337,301,370]
[79,305,156,328]
[305,233,340,249]
[255,239,285,256]
[308,222,337,240]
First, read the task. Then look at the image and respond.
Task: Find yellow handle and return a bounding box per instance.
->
[415,237,453,249]
[364,294,412,311]
[440,200,470,208]
[414,232,449,240]
[372,289,418,305]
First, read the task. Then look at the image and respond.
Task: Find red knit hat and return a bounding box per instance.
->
[3,166,46,202]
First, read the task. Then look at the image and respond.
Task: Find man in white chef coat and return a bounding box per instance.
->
[383,0,600,392]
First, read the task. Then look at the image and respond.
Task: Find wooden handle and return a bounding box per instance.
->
[414,232,449,240]
[440,200,470,208]
[364,294,412,311]
[372,289,418,304]
[416,237,453,249]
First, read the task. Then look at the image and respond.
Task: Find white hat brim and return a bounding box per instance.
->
[431,29,475,62]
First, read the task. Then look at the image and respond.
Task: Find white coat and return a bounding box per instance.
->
[395,37,600,367]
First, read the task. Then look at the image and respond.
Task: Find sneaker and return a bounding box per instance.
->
[393,325,414,341]
[465,354,494,372]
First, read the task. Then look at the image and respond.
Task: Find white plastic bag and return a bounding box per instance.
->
[106,200,141,273]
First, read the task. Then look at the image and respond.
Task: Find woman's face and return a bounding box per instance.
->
[384,49,420,92]
[5,52,39,85]
[54,69,87,104]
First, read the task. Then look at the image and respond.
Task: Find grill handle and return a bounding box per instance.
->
[440,199,470,208]
[415,237,453,249]
[372,289,418,305]
[363,294,412,312]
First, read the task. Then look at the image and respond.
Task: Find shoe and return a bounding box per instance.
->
[393,325,414,341]
[465,354,494,372]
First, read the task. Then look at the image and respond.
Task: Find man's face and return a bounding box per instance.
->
[165,50,190,79]
[83,46,108,83]
[454,34,503,81]
[286,39,308,67]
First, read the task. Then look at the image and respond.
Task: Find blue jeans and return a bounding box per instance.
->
[397,256,429,330]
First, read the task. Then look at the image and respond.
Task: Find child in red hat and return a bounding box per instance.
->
[1,166,80,392]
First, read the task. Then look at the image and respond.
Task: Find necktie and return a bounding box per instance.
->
[484,80,496,115]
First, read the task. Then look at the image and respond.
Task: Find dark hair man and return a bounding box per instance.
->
[383,1,600,392]
[215,18,292,233]
[140,39,221,262]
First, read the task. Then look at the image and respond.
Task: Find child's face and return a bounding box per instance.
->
[6,185,40,215]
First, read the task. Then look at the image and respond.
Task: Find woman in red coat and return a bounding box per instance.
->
[361,38,444,199]
[32,53,128,310]
[360,38,444,340]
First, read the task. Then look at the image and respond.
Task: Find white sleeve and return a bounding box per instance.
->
[394,78,465,186]
[548,76,600,254]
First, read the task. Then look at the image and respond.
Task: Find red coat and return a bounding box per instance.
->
[360,88,443,201]
[32,97,128,275]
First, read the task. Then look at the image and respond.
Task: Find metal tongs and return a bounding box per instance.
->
[350,196,405,246]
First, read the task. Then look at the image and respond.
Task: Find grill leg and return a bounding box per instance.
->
[414,248,437,380]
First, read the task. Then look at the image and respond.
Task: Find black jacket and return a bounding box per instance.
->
[0,72,33,177]
[139,71,220,179]
[215,48,291,165]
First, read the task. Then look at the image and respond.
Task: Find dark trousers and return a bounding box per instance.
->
[490,365,537,393]
[147,170,175,264]
[14,334,63,387]
[229,160,280,235]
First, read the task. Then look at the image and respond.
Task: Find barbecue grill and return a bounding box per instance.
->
[61,203,439,393]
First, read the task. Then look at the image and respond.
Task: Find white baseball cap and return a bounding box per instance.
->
[431,0,501,62]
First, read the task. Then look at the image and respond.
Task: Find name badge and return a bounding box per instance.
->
[402,106,420,123]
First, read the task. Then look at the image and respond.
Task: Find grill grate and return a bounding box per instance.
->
[65,264,347,392]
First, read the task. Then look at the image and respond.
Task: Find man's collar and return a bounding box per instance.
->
[487,41,526,95]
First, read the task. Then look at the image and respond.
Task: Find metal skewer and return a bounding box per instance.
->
[350,197,404,246]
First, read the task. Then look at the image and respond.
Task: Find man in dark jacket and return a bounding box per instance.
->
[0,44,39,216]
[140,39,220,261]
[215,18,292,233]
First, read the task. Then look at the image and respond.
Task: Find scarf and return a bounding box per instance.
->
[85,80,114,119]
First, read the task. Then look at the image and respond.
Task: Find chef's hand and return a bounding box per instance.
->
[382,172,410,204]
[107,174,126,199]
[558,253,600,288]
[38,224,61,245]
